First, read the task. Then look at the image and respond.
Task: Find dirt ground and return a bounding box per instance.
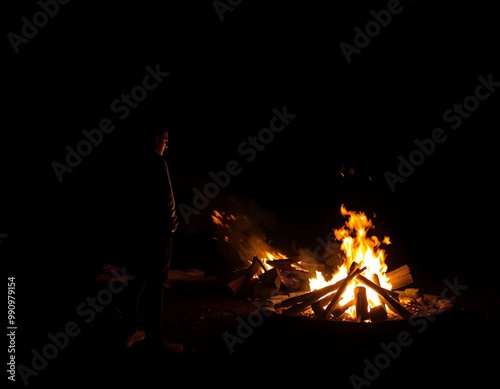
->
[24,268,500,388]
[162,270,260,355]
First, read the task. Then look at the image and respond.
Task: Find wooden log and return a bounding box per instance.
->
[365,274,400,300]
[355,275,412,319]
[312,293,351,317]
[266,258,311,275]
[371,274,383,306]
[253,256,268,271]
[252,284,279,300]
[280,262,362,317]
[274,278,343,310]
[319,263,366,320]
[386,264,410,279]
[259,267,281,289]
[332,299,354,318]
[227,256,265,295]
[387,264,409,275]
[266,258,299,266]
[278,266,310,292]
[311,300,325,316]
[354,286,369,322]
[386,264,413,290]
[370,305,388,322]
[281,287,338,316]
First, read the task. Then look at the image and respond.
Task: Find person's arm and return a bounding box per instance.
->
[150,155,178,233]
[162,160,178,233]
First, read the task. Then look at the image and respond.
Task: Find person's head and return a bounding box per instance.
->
[151,128,169,156]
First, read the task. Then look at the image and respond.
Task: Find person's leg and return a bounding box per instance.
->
[158,233,183,354]
[141,232,182,354]
[117,270,146,348]
[118,242,146,347]
[141,276,164,345]
[141,232,171,345]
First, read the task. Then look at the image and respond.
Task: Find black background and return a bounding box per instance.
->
[2,0,499,384]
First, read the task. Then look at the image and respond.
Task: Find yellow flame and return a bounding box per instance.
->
[261,250,288,270]
[309,205,392,319]
[212,205,394,320]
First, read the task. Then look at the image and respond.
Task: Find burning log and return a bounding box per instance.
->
[319,262,366,320]
[386,264,413,290]
[279,268,310,292]
[370,273,388,321]
[266,258,309,291]
[355,275,412,319]
[311,300,325,316]
[274,278,343,310]
[281,286,339,317]
[266,258,300,267]
[354,286,369,322]
[276,263,412,321]
[332,299,354,319]
[370,274,399,298]
[259,267,281,289]
[227,256,266,295]
[299,288,349,317]
[313,295,355,318]
[267,257,318,275]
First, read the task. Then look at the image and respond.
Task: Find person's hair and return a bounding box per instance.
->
[132,109,175,151]
[149,126,169,139]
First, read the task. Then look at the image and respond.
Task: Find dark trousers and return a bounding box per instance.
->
[122,231,173,343]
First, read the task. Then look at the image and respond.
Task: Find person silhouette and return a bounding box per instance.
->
[120,126,183,355]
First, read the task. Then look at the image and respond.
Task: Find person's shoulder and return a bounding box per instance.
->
[134,151,161,163]
[140,153,168,176]
[147,152,166,166]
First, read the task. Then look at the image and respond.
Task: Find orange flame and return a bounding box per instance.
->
[211,210,287,271]
[309,204,392,318]
[212,205,394,319]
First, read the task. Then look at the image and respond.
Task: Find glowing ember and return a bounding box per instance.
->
[308,204,392,319]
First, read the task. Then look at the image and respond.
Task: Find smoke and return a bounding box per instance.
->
[210,195,285,267]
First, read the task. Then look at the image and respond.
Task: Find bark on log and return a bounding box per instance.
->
[356,275,412,319]
[354,286,369,322]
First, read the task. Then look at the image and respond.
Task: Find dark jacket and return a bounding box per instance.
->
[131,151,178,235]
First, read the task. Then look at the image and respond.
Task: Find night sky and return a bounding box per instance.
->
[3,0,499,334]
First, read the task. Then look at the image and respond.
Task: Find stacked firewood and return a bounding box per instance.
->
[270,262,453,322]
[226,256,309,299]
[226,253,455,322]
[272,262,412,321]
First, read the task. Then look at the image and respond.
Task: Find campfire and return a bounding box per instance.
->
[212,205,453,323]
